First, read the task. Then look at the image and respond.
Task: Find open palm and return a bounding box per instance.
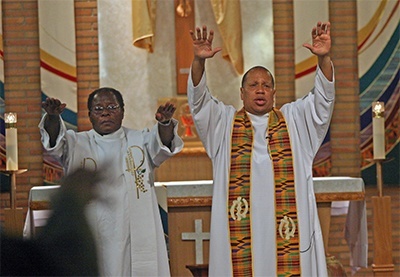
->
[190,26,222,60]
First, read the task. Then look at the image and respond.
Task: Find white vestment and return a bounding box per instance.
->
[188,65,335,276]
[39,117,183,276]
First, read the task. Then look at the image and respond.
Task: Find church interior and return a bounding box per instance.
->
[0,0,399,276]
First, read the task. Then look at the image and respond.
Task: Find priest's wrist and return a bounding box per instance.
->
[158,119,171,126]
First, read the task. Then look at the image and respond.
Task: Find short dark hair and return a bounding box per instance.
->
[241,66,275,88]
[87,87,125,111]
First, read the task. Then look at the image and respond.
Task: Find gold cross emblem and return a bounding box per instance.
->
[126,146,147,199]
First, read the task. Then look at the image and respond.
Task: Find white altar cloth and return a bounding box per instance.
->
[159,176,365,197]
[23,185,167,239]
[23,185,60,239]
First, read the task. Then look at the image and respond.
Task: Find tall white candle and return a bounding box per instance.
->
[372,102,385,160]
[5,112,18,170]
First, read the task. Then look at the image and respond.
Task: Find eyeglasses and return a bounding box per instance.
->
[91,104,120,114]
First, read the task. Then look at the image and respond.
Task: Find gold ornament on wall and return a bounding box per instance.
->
[176,0,192,17]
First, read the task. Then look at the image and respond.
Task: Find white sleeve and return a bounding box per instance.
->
[145,119,184,167]
[38,113,72,165]
[281,63,335,156]
[187,69,236,159]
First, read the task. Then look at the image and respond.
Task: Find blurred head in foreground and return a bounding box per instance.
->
[1,169,101,276]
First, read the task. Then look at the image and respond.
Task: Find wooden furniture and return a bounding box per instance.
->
[165,180,212,276]
[370,159,394,275]
[372,196,394,275]
[185,264,208,277]
[1,169,27,237]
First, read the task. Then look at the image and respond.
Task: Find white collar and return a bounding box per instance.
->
[92,127,125,140]
[246,111,269,125]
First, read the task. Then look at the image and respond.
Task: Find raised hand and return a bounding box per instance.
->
[155,102,176,123]
[42,98,67,116]
[190,25,222,60]
[303,21,331,57]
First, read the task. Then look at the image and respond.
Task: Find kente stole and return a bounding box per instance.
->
[228,108,300,276]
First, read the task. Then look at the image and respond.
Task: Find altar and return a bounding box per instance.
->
[23,177,367,276]
[162,177,367,276]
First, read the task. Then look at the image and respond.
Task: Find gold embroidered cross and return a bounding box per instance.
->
[126,146,147,199]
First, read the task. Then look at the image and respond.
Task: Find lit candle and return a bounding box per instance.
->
[4,112,18,170]
[372,102,385,160]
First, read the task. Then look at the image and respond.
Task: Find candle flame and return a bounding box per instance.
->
[4,112,17,124]
[372,102,384,118]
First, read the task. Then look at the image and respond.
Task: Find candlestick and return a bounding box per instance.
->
[5,112,18,170]
[372,101,385,160]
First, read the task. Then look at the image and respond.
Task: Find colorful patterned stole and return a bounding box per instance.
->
[228,108,300,276]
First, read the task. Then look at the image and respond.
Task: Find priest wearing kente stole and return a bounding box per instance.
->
[187,22,334,276]
[39,88,183,276]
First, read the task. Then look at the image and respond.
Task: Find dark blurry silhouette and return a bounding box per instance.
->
[1,169,100,276]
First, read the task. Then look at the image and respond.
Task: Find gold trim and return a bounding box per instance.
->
[315,192,365,202]
[168,196,212,207]
[179,146,206,155]
[30,201,52,210]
